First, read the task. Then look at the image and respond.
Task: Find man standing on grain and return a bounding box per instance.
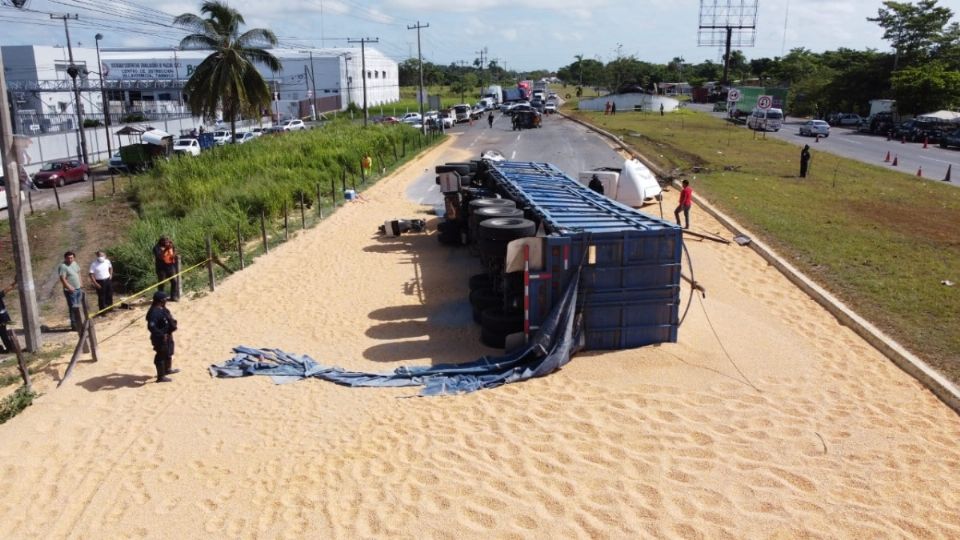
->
[146,291,179,383]
[674,179,693,230]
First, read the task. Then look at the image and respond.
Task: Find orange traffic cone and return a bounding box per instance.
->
[923,137,928,149]
[884,151,890,162]
[945,165,952,182]
[892,155,898,166]
[917,166,923,177]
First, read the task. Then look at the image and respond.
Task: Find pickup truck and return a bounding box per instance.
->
[173,138,202,156]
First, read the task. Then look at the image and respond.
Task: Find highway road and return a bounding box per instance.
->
[687,102,960,186]
[405,112,650,210]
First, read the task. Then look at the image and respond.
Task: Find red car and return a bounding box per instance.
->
[33,160,90,188]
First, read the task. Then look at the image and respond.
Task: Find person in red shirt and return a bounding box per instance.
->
[674,179,693,229]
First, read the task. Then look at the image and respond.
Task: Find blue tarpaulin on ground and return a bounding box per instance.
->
[209,267,583,396]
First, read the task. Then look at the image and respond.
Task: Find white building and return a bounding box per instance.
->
[1,45,102,134]
[2,45,399,131]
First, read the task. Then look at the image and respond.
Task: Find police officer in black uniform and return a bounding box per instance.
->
[146,291,179,383]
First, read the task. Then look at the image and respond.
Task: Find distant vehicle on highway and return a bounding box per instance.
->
[746,108,783,132]
[232,132,256,144]
[830,113,862,127]
[33,160,90,188]
[282,119,306,131]
[799,120,830,138]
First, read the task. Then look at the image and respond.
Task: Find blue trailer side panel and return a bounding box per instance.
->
[487,161,682,350]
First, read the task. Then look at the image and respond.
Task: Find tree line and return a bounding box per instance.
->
[554,0,958,116]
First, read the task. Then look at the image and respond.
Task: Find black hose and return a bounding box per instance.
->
[678,239,696,326]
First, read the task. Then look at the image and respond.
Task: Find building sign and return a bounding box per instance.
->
[103,60,195,80]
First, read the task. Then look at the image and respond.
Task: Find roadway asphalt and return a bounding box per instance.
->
[686,102,960,186]
[405,112,629,208]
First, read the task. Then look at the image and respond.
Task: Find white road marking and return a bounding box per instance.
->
[511,150,517,160]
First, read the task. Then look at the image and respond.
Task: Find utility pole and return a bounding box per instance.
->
[51,13,89,166]
[407,21,428,134]
[475,47,487,87]
[172,47,183,113]
[0,58,43,352]
[94,34,112,163]
[308,50,317,121]
[347,37,378,127]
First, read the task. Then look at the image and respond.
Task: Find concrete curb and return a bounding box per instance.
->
[561,109,960,415]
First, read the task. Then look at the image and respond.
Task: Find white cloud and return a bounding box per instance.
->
[500,28,518,41]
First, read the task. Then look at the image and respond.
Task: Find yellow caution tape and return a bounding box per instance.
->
[90,258,211,318]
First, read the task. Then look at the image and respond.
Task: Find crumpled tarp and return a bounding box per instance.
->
[209,266,583,396]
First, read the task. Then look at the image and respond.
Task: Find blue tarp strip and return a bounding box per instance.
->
[208,266,583,396]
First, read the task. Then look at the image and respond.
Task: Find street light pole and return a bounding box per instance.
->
[94,34,112,163]
[51,14,89,165]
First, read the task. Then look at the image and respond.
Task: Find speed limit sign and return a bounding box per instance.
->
[757,95,773,110]
[727,88,741,102]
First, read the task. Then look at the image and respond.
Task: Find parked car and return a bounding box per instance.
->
[831,113,862,127]
[895,119,950,143]
[400,112,421,123]
[940,128,960,150]
[262,126,285,135]
[250,127,265,137]
[33,160,90,188]
[0,176,25,211]
[232,132,256,144]
[799,120,830,137]
[173,138,202,156]
[282,119,306,131]
[108,151,128,173]
[212,131,231,146]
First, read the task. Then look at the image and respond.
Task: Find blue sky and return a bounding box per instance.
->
[2,0,957,72]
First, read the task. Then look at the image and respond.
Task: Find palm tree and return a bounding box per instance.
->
[173,1,281,141]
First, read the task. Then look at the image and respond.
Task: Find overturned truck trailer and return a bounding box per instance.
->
[440,160,683,351]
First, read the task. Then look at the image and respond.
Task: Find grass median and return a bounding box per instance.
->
[568,107,960,383]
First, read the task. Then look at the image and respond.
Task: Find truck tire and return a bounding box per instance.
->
[470,287,502,323]
[481,306,523,335]
[435,163,471,175]
[477,218,536,259]
[469,273,493,292]
[469,207,524,242]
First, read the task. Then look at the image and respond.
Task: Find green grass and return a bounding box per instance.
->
[111,120,442,292]
[568,108,960,381]
[0,386,37,425]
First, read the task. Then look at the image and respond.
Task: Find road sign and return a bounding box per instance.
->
[757,95,773,110]
[727,88,741,102]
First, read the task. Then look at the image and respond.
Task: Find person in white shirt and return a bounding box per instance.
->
[88,250,114,312]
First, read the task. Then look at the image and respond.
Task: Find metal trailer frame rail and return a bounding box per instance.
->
[485,161,683,350]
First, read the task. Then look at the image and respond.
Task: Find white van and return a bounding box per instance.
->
[747,108,784,132]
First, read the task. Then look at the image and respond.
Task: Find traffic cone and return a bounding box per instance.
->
[884,151,890,162]
[945,165,952,182]
[917,166,923,177]
[923,137,928,149]
[892,155,898,166]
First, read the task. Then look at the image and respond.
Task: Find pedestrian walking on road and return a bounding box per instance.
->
[58,251,84,331]
[800,145,811,178]
[153,236,179,301]
[488,111,494,128]
[660,103,665,116]
[146,291,179,383]
[89,250,114,312]
[611,102,617,115]
[674,179,693,229]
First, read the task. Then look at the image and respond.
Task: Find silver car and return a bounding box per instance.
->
[799,120,830,137]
